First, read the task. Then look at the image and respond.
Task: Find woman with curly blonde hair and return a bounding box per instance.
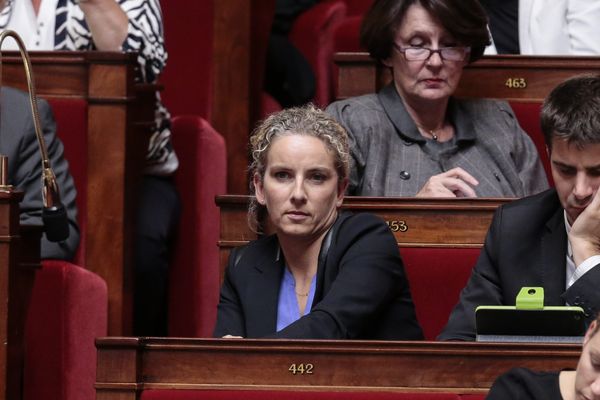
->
[214,104,422,339]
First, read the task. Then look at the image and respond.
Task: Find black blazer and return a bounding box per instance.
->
[439,188,600,340]
[213,212,423,340]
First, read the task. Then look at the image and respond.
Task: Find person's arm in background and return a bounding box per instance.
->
[78,0,128,51]
[5,88,80,260]
[76,0,166,83]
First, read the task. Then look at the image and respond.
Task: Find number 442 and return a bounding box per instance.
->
[288,363,314,375]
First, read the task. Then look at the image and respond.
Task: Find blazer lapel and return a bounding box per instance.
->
[245,246,284,337]
[540,206,568,305]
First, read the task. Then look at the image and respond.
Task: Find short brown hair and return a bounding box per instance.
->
[360,0,490,64]
[540,74,600,151]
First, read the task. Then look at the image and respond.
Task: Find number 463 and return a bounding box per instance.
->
[505,77,527,89]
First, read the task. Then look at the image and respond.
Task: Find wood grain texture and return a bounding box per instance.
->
[96,337,580,397]
[2,51,154,335]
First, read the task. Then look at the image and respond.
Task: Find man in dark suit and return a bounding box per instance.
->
[1,86,79,260]
[439,74,600,340]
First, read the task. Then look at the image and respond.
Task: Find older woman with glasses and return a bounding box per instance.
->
[326,0,548,198]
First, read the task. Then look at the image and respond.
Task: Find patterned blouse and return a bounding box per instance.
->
[0,0,178,175]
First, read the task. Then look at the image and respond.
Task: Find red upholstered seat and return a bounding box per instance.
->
[24,260,107,400]
[141,390,462,400]
[259,0,347,117]
[169,116,227,337]
[401,247,481,340]
[288,0,347,107]
[333,0,374,53]
[509,101,553,186]
[46,97,88,265]
[23,99,103,400]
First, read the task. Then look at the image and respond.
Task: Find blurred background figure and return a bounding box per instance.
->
[0,86,79,260]
[482,0,600,55]
[264,0,318,108]
[0,0,180,336]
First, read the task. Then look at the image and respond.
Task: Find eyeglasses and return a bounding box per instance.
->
[394,45,471,62]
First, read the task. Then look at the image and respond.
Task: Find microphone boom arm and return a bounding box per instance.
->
[0,30,69,241]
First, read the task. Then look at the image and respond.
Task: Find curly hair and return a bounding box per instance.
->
[248,104,350,233]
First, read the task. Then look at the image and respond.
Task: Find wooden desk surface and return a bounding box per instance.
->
[218,195,510,247]
[218,195,511,276]
[96,337,580,396]
[335,53,600,101]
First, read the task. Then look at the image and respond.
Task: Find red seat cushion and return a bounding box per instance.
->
[24,260,107,400]
[142,390,461,400]
[402,247,480,340]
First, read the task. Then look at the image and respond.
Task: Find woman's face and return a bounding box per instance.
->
[574,321,600,399]
[254,134,347,241]
[383,3,467,106]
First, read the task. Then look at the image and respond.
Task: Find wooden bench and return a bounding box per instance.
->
[95,337,580,397]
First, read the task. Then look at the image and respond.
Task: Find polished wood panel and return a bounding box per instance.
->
[335,53,600,101]
[217,195,510,276]
[96,337,580,398]
[2,51,154,335]
[212,0,278,194]
[0,190,41,400]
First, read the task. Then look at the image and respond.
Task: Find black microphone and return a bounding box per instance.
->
[1,30,69,242]
[41,168,69,242]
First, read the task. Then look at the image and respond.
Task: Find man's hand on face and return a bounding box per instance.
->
[569,189,600,267]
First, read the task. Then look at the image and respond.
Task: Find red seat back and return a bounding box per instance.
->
[343,0,374,15]
[169,116,227,337]
[402,247,480,340]
[24,260,107,400]
[46,97,88,265]
[509,101,553,186]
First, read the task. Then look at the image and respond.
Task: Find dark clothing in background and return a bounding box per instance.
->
[486,368,563,400]
[480,0,520,54]
[264,0,318,108]
[272,0,319,35]
[133,175,181,336]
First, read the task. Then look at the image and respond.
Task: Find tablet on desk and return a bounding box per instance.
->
[475,287,586,343]
[475,305,586,343]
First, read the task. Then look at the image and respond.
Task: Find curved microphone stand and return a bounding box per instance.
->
[0,30,69,242]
